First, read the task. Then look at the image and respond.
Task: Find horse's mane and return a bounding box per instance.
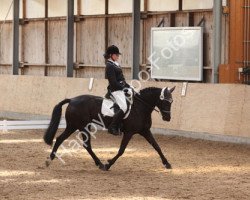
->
[138,87,160,99]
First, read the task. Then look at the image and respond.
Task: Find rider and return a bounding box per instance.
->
[104,45,129,135]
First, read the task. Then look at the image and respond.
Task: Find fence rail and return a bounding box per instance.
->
[0,119,66,131]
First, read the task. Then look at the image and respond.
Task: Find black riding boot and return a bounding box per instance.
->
[108,109,125,135]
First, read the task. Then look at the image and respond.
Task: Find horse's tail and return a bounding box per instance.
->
[43,99,71,146]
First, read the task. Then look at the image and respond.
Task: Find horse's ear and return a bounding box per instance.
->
[169,86,176,93]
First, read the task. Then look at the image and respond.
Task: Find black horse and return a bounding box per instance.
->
[44,86,175,170]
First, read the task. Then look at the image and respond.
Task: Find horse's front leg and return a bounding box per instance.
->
[81,131,105,170]
[141,129,172,169]
[104,133,133,171]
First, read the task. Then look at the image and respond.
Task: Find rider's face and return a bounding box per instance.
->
[111,54,119,61]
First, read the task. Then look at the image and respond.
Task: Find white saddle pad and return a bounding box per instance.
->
[101,98,132,119]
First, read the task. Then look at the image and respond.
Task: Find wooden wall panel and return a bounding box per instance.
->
[75,68,104,78]
[0,23,12,74]
[76,67,131,79]
[0,66,12,74]
[175,13,189,27]
[76,18,105,65]
[47,67,66,77]
[75,17,132,78]
[45,21,67,77]
[48,21,66,64]
[0,24,12,64]
[108,17,132,67]
[0,23,12,75]
[22,22,45,63]
[0,2,217,81]
[22,67,45,76]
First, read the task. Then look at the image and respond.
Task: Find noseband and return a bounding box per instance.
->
[159,87,172,115]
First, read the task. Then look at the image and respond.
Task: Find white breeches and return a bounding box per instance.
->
[111,90,127,113]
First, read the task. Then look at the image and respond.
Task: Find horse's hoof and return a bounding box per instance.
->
[164,163,172,169]
[104,164,111,171]
[45,160,50,167]
[50,153,56,160]
[45,158,51,167]
[99,164,109,171]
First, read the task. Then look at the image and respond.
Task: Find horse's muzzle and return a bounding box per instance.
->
[162,115,171,121]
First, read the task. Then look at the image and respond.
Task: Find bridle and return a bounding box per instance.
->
[158,87,173,115]
[134,87,173,115]
[160,87,173,102]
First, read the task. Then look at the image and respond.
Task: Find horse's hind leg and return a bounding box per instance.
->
[141,129,172,169]
[46,126,76,166]
[104,133,133,171]
[80,131,105,170]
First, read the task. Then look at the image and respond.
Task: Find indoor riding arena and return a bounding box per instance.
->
[0,1,250,200]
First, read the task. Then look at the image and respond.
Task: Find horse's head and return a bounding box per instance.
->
[157,87,175,121]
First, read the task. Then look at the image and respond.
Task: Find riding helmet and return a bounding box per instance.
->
[103,45,121,58]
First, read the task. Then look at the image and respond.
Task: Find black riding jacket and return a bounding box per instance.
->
[105,60,127,92]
